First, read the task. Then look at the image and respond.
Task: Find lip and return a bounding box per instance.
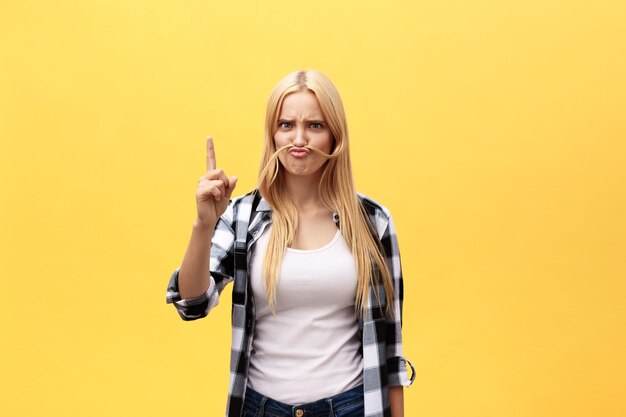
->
[288,148,310,158]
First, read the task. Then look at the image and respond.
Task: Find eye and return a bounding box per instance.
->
[310,122,324,129]
[278,121,292,129]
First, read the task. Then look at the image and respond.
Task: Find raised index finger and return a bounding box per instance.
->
[206,136,217,171]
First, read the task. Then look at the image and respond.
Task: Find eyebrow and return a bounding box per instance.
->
[277,118,326,124]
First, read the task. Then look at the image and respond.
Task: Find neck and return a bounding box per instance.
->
[283,171,324,212]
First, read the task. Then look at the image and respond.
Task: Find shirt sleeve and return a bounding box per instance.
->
[165,203,237,321]
[382,212,416,387]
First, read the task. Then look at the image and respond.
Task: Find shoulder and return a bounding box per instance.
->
[218,189,260,225]
[227,188,271,218]
[356,192,392,237]
[229,188,258,205]
[357,192,392,219]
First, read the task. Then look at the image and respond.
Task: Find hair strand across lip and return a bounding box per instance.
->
[258,144,339,185]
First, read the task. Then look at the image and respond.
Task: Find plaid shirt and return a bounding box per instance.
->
[166,189,414,417]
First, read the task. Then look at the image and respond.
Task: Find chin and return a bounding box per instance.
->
[286,168,312,176]
[284,165,323,177]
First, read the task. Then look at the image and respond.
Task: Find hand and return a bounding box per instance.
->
[195,136,238,228]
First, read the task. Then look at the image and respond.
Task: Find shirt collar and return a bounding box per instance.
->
[254,192,339,223]
[256,195,271,212]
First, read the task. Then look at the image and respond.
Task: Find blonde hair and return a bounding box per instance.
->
[256,69,394,315]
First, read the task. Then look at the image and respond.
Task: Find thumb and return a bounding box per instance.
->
[225,176,238,198]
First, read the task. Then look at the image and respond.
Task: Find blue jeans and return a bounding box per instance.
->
[242,384,364,417]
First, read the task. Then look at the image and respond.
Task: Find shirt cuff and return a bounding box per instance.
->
[387,356,416,387]
[173,278,215,307]
[166,268,216,321]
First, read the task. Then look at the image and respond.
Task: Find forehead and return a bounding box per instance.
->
[278,89,324,118]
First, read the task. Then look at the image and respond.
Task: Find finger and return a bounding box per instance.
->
[204,179,226,193]
[200,169,229,186]
[198,178,226,192]
[199,180,226,201]
[225,176,238,199]
[210,187,222,201]
[214,179,226,196]
[206,136,217,171]
[214,180,227,201]
[213,170,229,187]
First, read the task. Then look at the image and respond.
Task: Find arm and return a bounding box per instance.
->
[382,213,415,410]
[166,136,239,320]
[166,203,237,320]
[178,217,217,299]
[390,386,404,417]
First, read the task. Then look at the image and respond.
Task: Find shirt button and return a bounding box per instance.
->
[295,410,304,417]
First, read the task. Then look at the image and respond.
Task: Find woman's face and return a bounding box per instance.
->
[273,89,334,179]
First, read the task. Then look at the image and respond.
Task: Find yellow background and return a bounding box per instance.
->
[1,0,625,416]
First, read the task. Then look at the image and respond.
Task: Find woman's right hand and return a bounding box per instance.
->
[195,136,238,228]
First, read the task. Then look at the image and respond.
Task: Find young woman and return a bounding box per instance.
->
[166,70,414,417]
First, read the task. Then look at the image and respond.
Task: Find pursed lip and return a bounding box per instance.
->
[288,148,310,158]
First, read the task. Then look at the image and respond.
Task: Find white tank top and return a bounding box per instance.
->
[247,224,363,404]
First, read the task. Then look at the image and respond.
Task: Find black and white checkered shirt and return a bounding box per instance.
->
[166,189,414,417]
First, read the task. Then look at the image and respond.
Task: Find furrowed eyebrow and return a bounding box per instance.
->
[277,118,326,124]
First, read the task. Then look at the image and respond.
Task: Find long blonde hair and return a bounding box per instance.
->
[256,69,394,315]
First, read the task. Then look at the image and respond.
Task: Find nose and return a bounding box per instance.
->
[292,126,307,147]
